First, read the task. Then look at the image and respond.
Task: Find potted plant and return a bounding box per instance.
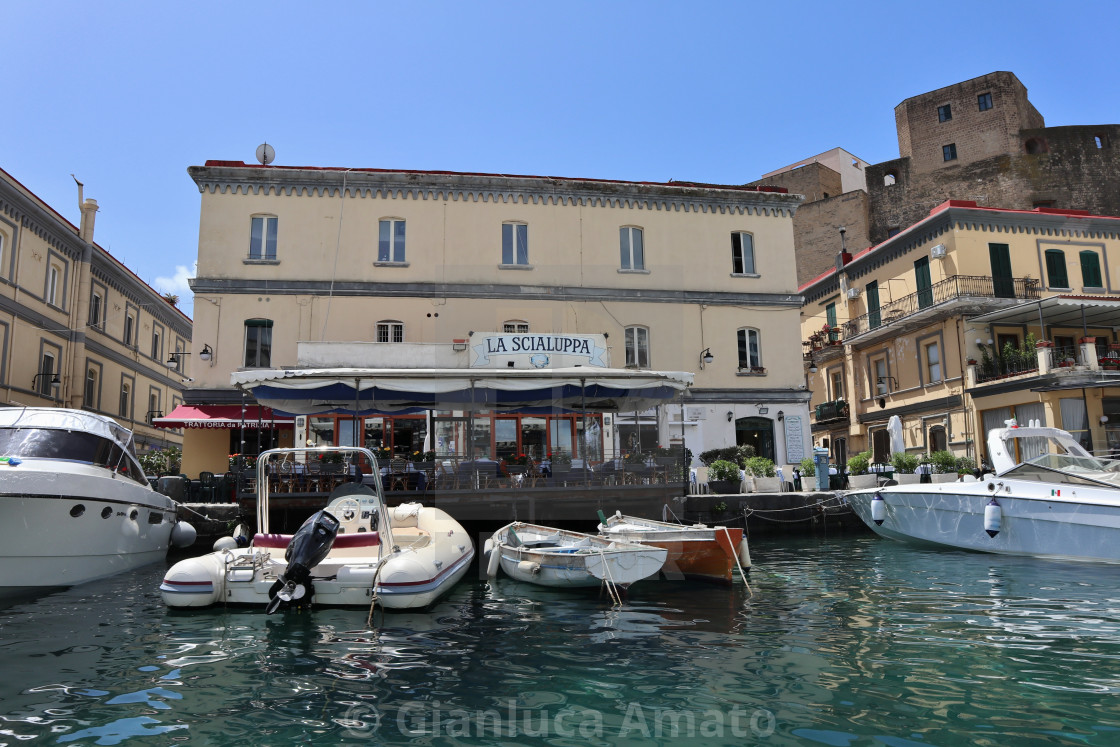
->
[889,451,921,484]
[798,457,816,491]
[955,455,977,478]
[929,450,959,482]
[846,451,877,489]
[745,456,780,493]
[707,459,742,495]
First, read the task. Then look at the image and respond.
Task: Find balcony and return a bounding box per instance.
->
[813,399,850,424]
[843,275,1040,346]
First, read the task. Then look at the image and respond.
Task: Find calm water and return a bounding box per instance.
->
[3,535,1120,746]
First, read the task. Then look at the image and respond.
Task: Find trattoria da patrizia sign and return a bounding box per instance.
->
[470,333,610,369]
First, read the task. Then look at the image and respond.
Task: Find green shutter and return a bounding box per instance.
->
[866,282,880,329]
[989,243,1014,298]
[1045,249,1069,288]
[914,257,933,308]
[1080,251,1103,288]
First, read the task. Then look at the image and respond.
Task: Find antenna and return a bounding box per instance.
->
[255,143,276,165]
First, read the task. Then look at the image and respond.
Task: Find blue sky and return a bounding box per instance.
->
[6,0,1117,320]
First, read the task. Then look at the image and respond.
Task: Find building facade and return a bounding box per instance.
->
[178,161,810,477]
[0,167,191,451]
[801,199,1120,468]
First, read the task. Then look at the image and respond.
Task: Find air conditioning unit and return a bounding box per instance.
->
[846,288,861,300]
[931,243,947,259]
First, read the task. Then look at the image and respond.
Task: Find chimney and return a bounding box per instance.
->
[79,198,98,243]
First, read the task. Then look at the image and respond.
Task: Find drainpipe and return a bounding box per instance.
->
[67,185,98,410]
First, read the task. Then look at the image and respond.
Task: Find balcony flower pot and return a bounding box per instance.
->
[967,359,978,366]
[1079,337,1097,344]
[1035,340,1054,348]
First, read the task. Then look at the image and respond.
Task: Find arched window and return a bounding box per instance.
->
[737,328,762,371]
[1025,138,1047,155]
[619,226,645,270]
[376,320,404,343]
[883,173,897,186]
[249,215,278,260]
[244,319,273,367]
[1045,249,1069,288]
[624,326,649,368]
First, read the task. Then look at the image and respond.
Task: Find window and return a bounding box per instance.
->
[866,280,881,329]
[731,232,755,274]
[148,391,161,424]
[501,222,529,266]
[924,340,942,384]
[47,265,60,306]
[624,326,649,368]
[1045,249,1069,288]
[915,256,932,308]
[151,330,162,361]
[503,321,529,333]
[929,425,948,452]
[375,320,404,343]
[245,319,274,366]
[378,219,406,262]
[887,227,901,237]
[937,104,952,122]
[89,291,102,329]
[825,302,837,329]
[619,227,645,270]
[124,314,135,348]
[978,92,993,111]
[37,352,56,396]
[872,356,889,396]
[883,173,897,186]
[84,368,99,410]
[119,381,131,419]
[828,368,844,401]
[1095,135,1106,149]
[1080,250,1103,288]
[249,216,278,260]
[737,328,762,371]
[943,143,957,162]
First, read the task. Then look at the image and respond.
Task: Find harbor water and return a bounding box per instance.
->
[3,534,1120,745]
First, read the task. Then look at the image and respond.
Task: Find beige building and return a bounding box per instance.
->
[175,160,810,477]
[0,167,191,451]
[801,199,1120,469]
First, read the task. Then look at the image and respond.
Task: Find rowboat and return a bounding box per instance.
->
[597,511,749,583]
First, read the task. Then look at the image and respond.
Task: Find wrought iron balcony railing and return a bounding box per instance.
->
[814,399,850,422]
[843,275,1040,338]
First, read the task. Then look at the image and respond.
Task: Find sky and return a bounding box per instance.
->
[5,0,1118,320]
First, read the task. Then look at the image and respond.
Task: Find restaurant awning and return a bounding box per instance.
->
[230,367,694,416]
[969,295,1120,329]
[152,404,295,429]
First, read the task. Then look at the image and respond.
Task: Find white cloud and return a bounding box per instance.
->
[154,262,196,318]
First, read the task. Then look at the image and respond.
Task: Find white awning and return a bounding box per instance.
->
[231,366,694,415]
[969,295,1120,329]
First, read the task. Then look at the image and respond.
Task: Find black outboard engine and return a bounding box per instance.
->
[265,510,340,614]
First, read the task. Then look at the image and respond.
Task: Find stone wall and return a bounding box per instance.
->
[747,161,843,204]
[791,191,870,286]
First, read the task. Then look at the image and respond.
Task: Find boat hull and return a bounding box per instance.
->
[0,468,178,597]
[599,517,744,583]
[847,483,1120,563]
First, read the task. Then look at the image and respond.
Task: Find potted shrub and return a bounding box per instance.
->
[846,451,877,489]
[929,450,959,482]
[707,459,742,495]
[798,457,816,491]
[745,456,780,493]
[955,455,977,479]
[889,451,921,484]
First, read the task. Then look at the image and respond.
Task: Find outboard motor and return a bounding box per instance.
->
[265,510,340,614]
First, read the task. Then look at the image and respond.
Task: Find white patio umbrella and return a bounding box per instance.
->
[888,415,905,454]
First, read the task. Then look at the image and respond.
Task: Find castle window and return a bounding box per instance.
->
[1095,135,1107,149]
[978,92,993,111]
[937,104,952,123]
[1025,138,1047,155]
[942,143,957,162]
[883,173,897,186]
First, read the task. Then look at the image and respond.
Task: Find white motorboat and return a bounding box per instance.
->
[846,423,1120,562]
[484,521,667,588]
[0,407,194,597]
[160,446,474,612]
[597,511,750,583]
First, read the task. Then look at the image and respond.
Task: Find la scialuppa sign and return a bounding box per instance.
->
[470,333,610,369]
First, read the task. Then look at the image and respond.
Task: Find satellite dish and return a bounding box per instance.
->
[255,143,276,165]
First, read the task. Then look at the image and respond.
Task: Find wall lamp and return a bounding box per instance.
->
[167,351,189,369]
[699,348,714,370]
[726,411,734,422]
[32,372,61,390]
[877,376,899,390]
[808,363,818,374]
[198,344,214,366]
[777,410,784,421]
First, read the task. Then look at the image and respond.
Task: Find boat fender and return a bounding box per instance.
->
[171,521,196,549]
[232,523,251,548]
[213,535,238,552]
[737,537,752,571]
[984,498,1002,538]
[486,543,502,579]
[517,560,541,576]
[870,492,886,526]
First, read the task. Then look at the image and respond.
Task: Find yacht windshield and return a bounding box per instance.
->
[0,427,147,485]
[1003,453,1120,488]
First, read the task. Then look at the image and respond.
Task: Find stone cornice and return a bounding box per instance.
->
[188,164,803,218]
[188,277,804,308]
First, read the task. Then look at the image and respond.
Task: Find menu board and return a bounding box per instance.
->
[784,415,804,464]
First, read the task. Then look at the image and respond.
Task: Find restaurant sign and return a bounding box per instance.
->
[471,333,609,369]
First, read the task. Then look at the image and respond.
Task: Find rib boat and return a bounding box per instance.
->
[160,446,473,611]
[484,521,667,588]
[846,423,1120,563]
[0,407,194,597]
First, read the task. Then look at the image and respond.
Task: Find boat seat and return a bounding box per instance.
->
[252,532,380,549]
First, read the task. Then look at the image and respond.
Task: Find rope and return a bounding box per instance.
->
[596,548,623,606]
[721,526,752,597]
[365,544,387,630]
[175,503,230,523]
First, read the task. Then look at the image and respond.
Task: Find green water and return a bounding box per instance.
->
[2,534,1120,746]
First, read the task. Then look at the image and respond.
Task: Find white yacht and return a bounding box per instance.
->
[847,423,1120,563]
[0,407,193,597]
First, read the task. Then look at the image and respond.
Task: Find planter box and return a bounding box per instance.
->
[895,473,922,485]
[753,476,781,493]
[708,479,740,495]
[931,473,958,483]
[848,474,878,490]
